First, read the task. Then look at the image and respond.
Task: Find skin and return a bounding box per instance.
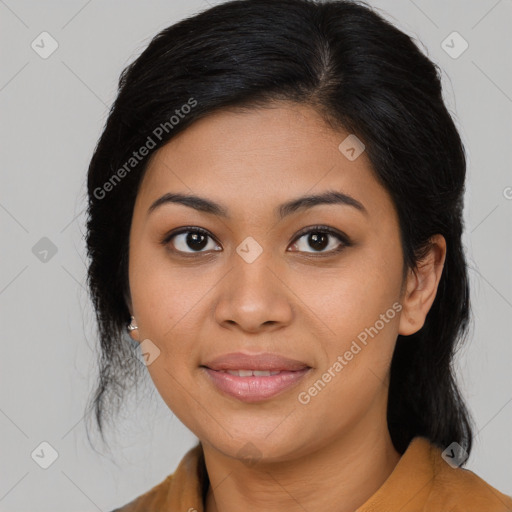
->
[127,101,446,512]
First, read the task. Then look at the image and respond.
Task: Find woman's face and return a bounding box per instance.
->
[128,102,410,462]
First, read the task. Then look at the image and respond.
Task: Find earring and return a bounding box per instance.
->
[127,315,138,331]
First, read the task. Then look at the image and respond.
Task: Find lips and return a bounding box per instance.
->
[202,352,310,372]
[201,352,311,402]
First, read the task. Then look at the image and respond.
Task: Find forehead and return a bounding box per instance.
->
[135,102,394,222]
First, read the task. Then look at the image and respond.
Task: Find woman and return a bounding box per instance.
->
[85,0,512,510]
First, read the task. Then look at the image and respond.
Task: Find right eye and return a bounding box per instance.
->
[161,227,222,255]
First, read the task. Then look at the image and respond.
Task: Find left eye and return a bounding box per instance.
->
[288,228,347,254]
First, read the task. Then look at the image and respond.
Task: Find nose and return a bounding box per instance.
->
[213,247,294,333]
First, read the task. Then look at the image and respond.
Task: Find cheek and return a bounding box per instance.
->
[299,304,399,421]
[294,257,401,336]
[297,256,402,378]
[129,244,211,339]
[144,363,203,436]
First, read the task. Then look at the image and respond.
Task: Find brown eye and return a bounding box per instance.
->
[288,226,351,255]
[163,228,221,254]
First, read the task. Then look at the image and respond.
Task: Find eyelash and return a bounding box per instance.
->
[160,225,352,257]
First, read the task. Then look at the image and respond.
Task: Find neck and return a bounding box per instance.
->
[203,411,401,512]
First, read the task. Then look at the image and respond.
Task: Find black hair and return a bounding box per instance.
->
[85,0,474,457]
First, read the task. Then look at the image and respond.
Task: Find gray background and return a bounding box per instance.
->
[1,0,511,510]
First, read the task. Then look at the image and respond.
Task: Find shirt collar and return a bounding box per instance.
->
[160,436,441,511]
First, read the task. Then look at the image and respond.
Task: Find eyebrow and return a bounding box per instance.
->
[147,190,368,219]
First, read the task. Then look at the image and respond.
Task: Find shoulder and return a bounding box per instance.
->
[107,442,206,512]
[360,437,512,512]
[425,445,512,511]
[107,473,175,512]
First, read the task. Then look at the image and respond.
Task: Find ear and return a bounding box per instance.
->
[398,234,447,336]
[128,316,140,342]
[124,291,140,342]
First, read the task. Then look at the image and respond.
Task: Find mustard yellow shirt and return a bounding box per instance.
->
[111,436,512,511]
